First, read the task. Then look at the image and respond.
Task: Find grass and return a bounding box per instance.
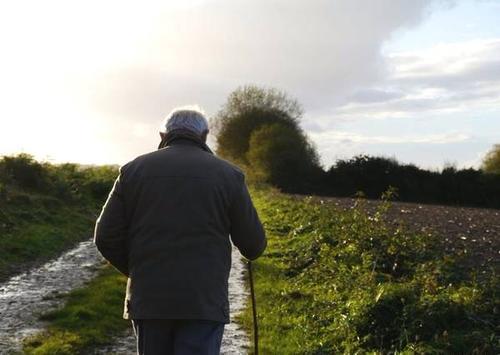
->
[0,153,117,282]
[23,265,129,355]
[237,187,499,354]
[0,154,130,354]
[0,188,99,282]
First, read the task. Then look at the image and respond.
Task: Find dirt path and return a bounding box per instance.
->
[0,238,250,354]
[0,239,105,354]
[95,245,251,354]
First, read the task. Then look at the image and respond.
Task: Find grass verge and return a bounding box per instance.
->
[0,189,100,282]
[0,153,117,282]
[237,187,499,354]
[23,265,130,355]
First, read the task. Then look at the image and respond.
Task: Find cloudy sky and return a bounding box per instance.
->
[1,0,499,170]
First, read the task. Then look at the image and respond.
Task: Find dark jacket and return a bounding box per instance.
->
[93,137,267,323]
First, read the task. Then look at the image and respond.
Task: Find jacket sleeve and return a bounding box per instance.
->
[93,164,130,276]
[228,173,267,260]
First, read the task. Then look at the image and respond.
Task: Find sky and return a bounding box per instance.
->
[0,0,499,170]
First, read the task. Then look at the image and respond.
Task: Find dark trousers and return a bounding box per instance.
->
[131,319,225,355]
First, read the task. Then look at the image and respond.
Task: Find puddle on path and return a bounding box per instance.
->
[95,245,251,355]
[0,239,105,353]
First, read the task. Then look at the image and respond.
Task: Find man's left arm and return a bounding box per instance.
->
[94,164,130,277]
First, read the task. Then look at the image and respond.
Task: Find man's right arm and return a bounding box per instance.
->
[228,174,267,260]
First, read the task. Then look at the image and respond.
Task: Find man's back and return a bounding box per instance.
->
[95,137,267,324]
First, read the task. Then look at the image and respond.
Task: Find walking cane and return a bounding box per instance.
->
[247,260,259,355]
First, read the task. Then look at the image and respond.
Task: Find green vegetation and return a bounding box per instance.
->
[18,184,499,353]
[238,187,498,354]
[23,265,129,354]
[0,153,127,354]
[482,144,500,175]
[247,123,321,191]
[0,153,117,281]
[7,152,497,353]
[3,147,499,353]
[324,154,500,209]
[211,85,500,208]
[211,85,322,191]
[212,84,303,164]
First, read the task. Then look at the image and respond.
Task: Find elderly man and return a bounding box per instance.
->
[94,107,267,355]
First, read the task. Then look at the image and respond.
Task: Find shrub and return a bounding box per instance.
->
[246,123,321,192]
[0,153,45,190]
[481,144,500,175]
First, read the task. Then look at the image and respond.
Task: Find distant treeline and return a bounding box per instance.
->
[314,155,500,209]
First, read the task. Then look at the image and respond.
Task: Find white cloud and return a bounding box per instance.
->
[310,130,470,145]
[9,0,498,170]
[330,38,500,122]
[73,0,444,118]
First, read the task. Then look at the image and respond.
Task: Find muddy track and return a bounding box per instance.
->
[0,233,95,285]
[0,239,106,354]
[0,239,250,354]
[95,245,251,354]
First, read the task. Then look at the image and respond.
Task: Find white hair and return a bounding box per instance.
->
[159,105,209,137]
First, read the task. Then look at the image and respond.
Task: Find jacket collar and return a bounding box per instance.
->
[158,129,214,154]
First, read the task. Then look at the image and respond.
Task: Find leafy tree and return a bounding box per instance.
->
[481,144,500,174]
[211,85,304,164]
[246,122,321,192]
[211,84,323,192]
